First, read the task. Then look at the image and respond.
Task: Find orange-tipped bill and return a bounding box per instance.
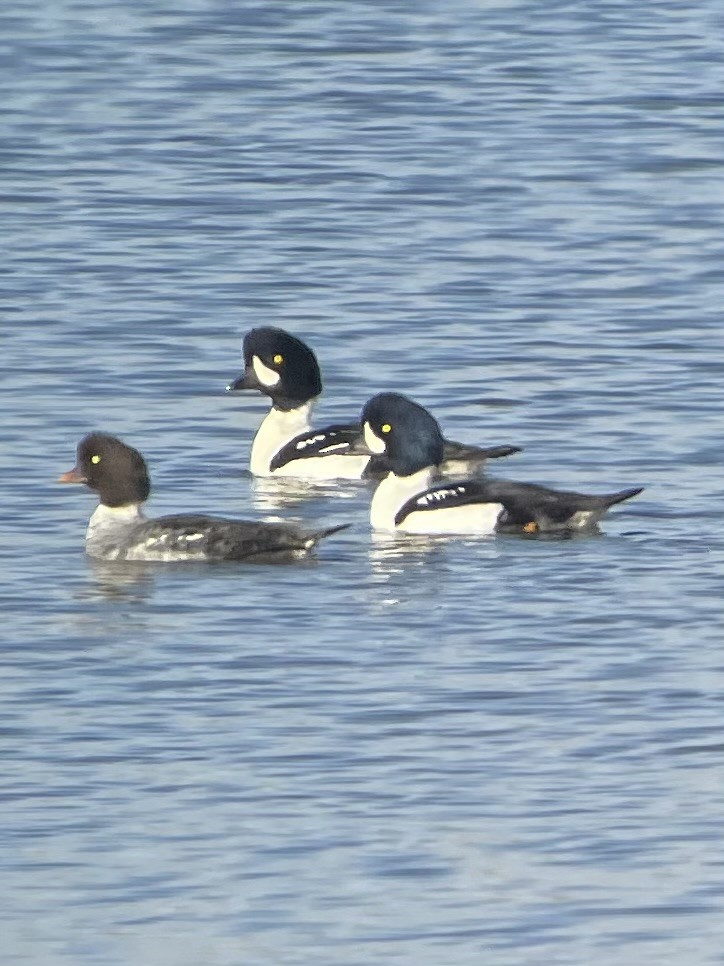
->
[58,466,87,484]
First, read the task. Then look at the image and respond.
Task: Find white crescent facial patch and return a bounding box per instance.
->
[252,355,281,389]
[363,421,387,455]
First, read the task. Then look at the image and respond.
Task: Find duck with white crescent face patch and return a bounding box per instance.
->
[58,433,348,562]
[225,326,522,480]
[359,392,644,536]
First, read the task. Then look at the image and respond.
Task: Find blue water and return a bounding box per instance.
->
[2,1,724,963]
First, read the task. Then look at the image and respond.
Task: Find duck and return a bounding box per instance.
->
[359,392,644,535]
[225,326,521,479]
[58,433,348,562]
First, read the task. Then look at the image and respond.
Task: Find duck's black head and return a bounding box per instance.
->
[226,327,323,411]
[360,392,444,476]
[58,433,151,507]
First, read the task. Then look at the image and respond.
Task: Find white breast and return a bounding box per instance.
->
[369,468,435,531]
[85,503,145,559]
[249,403,314,476]
[250,402,369,479]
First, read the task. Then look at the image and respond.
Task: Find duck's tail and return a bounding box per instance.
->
[601,486,644,508]
[304,523,351,549]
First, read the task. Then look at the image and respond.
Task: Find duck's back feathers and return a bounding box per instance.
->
[443,440,522,462]
[117,514,350,562]
[486,480,643,532]
[440,438,522,475]
[394,478,643,532]
[265,422,520,481]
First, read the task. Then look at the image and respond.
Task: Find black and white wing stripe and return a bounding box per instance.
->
[394,480,498,526]
[394,477,642,531]
[269,424,362,472]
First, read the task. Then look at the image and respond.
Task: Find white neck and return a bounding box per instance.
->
[370,467,435,531]
[250,400,315,476]
[86,502,145,554]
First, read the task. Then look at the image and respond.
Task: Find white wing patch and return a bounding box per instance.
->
[144,533,168,547]
[296,433,327,449]
[121,529,209,561]
[415,485,468,507]
[293,433,351,455]
[568,510,595,530]
[320,442,350,454]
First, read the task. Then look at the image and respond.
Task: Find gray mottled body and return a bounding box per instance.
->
[85,504,342,562]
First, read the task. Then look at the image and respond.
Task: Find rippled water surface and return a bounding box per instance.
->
[3,1,724,963]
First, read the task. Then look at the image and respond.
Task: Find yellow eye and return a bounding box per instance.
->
[91,455,101,464]
[273,353,283,365]
[381,423,391,434]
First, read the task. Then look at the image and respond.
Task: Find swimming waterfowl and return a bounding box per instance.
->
[59,433,348,561]
[359,393,644,535]
[226,326,521,479]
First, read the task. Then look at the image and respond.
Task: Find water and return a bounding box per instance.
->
[2,1,724,963]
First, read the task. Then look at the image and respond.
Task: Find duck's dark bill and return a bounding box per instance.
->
[226,369,260,392]
[58,466,87,484]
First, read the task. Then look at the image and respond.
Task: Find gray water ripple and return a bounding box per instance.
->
[3,0,724,964]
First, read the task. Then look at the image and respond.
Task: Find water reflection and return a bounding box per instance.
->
[368,531,450,573]
[5,0,723,959]
[80,558,157,603]
[363,532,469,612]
[250,474,367,517]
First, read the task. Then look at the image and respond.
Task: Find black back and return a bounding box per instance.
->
[395,477,643,531]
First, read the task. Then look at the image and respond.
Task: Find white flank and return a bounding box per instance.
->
[123,540,205,562]
[568,510,596,530]
[401,501,504,535]
[369,470,504,534]
[277,452,370,481]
